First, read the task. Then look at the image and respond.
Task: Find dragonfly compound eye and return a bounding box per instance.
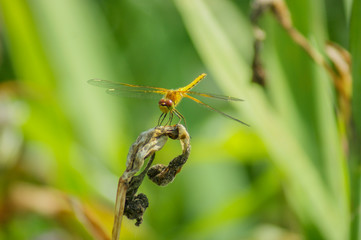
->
[159,99,173,108]
[158,99,174,113]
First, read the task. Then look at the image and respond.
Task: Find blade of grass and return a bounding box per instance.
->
[324,0,348,48]
[0,0,77,189]
[349,0,361,239]
[0,0,126,200]
[28,0,127,169]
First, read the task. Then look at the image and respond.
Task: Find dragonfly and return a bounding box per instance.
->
[88,73,249,127]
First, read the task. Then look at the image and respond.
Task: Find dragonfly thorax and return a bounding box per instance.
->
[159,98,174,113]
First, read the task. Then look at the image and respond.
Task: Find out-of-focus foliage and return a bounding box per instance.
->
[0,0,358,239]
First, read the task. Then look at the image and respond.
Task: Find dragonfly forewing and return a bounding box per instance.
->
[88,79,169,91]
[88,79,168,99]
[106,88,165,99]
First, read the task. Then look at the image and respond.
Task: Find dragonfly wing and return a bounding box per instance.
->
[88,79,168,99]
[184,94,249,126]
[185,91,244,101]
[88,79,169,91]
[105,88,165,99]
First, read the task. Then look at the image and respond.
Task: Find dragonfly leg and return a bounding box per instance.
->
[173,109,187,129]
[158,113,168,126]
[165,112,174,126]
[157,113,163,126]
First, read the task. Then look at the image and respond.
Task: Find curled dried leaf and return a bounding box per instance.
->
[112,124,191,240]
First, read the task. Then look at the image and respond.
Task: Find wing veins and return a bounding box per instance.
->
[88,79,170,91]
[184,95,249,126]
[177,90,243,101]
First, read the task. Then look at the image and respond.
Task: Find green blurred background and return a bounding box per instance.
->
[0,0,360,239]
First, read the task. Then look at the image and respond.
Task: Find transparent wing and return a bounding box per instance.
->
[183,94,249,126]
[88,79,168,99]
[185,91,244,101]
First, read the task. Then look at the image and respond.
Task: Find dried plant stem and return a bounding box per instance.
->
[112,178,128,240]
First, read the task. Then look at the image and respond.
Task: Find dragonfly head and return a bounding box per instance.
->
[159,98,174,113]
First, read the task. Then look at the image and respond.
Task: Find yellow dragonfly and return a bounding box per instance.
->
[88,73,249,127]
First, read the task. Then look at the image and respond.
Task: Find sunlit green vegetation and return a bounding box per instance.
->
[0,0,360,239]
